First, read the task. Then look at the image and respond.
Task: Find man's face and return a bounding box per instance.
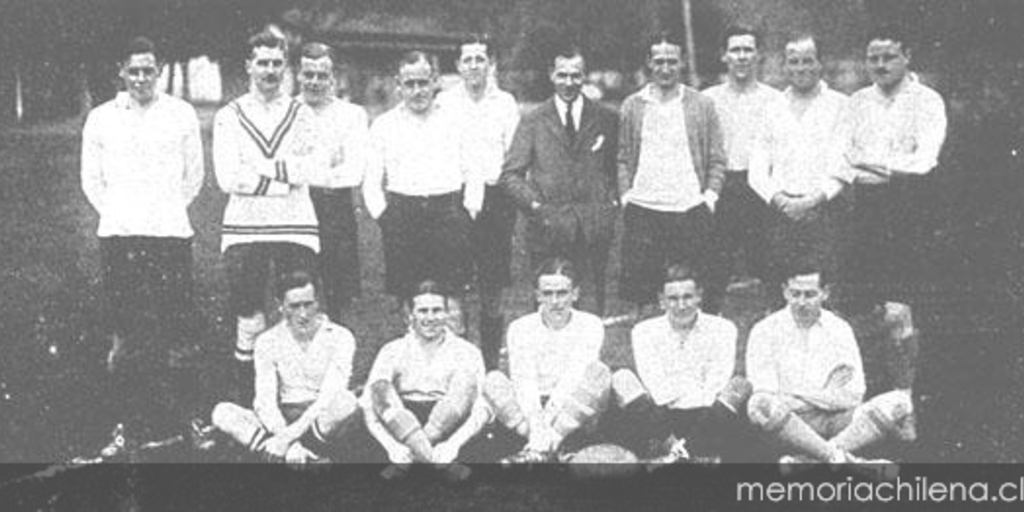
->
[281,283,321,338]
[550,55,585,103]
[457,43,491,90]
[119,53,159,105]
[660,279,701,325]
[536,273,578,321]
[867,39,910,91]
[722,34,758,81]
[247,45,287,96]
[409,293,448,341]
[648,42,683,90]
[298,56,335,105]
[784,273,829,325]
[784,40,822,94]
[399,59,437,114]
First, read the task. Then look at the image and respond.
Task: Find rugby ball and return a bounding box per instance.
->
[563,443,641,480]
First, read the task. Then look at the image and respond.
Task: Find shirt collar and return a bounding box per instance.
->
[784,80,828,101]
[639,83,685,104]
[115,91,162,110]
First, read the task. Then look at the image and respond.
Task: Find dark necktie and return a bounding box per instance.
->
[564,101,576,144]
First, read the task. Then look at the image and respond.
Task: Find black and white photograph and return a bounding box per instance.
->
[1,0,1022,509]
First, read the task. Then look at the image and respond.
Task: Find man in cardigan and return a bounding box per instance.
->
[501,45,620,315]
[214,31,335,403]
[617,33,727,315]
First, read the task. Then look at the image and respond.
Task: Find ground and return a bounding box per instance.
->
[0,104,1022,507]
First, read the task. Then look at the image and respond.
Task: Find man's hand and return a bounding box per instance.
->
[823,364,854,391]
[432,441,460,464]
[259,433,294,463]
[702,190,719,213]
[386,443,415,465]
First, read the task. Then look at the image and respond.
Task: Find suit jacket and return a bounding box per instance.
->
[500,97,620,253]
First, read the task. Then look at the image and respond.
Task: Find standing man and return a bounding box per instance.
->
[437,36,521,371]
[214,31,334,401]
[501,45,619,315]
[610,264,751,462]
[211,270,359,464]
[840,24,946,437]
[296,42,369,322]
[81,36,203,435]
[746,265,912,465]
[748,35,850,304]
[617,34,726,315]
[704,26,784,313]
[363,51,480,319]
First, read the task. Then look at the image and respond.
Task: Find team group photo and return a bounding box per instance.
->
[1,0,1022,509]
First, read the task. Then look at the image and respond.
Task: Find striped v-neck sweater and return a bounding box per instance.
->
[213,92,323,252]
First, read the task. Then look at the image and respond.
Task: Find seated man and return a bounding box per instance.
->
[746,264,912,464]
[610,264,752,462]
[482,258,612,463]
[211,270,359,463]
[360,279,487,465]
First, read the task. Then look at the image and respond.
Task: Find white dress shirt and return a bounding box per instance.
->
[704,81,784,171]
[81,92,204,238]
[437,83,520,185]
[631,313,737,409]
[746,308,865,411]
[625,85,704,212]
[363,103,482,219]
[845,73,947,184]
[506,310,605,420]
[748,82,850,204]
[302,98,369,189]
[252,318,355,432]
[553,94,584,132]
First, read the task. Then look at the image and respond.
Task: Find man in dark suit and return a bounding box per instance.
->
[500,46,620,314]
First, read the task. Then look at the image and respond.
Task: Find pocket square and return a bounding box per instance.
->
[591,135,605,152]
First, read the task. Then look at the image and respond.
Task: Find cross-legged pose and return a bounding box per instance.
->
[610,264,751,463]
[481,258,612,463]
[211,271,359,464]
[746,265,913,465]
[361,280,487,465]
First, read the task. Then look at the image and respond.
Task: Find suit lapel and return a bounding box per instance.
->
[540,99,572,149]
[576,98,600,152]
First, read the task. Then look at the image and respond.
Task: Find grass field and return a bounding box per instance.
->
[0,101,1022,477]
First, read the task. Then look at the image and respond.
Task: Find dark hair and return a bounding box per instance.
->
[405,279,450,309]
[646,32,685,60]
[784,33,821,59]
[397,50,439,76]
[248,30,287,57]
[866,23,912,53]
[300,41,335,64]
[782,261,830,287]
[534,257,578,288]
[275,269,319,300]
[663,263,703,290]
[122,36,158,64]
[721,25,760,51]
[550,43,585,70]
[458,34,494,59]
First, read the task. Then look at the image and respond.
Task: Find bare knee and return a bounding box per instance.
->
[211,402,246,431]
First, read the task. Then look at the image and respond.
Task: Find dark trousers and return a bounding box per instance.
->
[843,180,924,312]
[379,191,473,300]
[763,201,842,309]
[603,400,757,461]
[706,172,769,313]
[100,236,197,437]
[100,236,196,352]
[310,187,361,320]
[224,242,317,318]
[472,185,516,290]
[619,202,714,306]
